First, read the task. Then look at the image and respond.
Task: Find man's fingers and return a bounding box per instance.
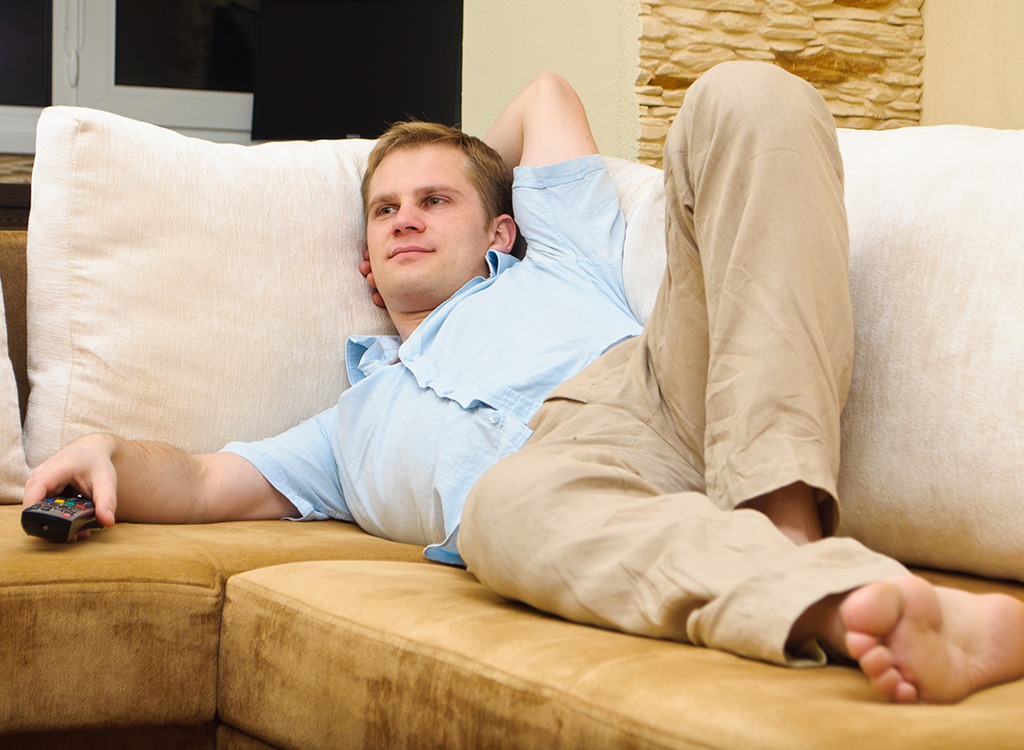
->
[23,468,64,508]
[357,260,379,291]
[22,436,119,530]
[85,469,118,527]
[356,255,385,308]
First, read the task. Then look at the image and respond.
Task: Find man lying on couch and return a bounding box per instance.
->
[25,62,1024,705]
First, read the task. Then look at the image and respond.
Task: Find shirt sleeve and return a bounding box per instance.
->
[511,154,626,269]
[221,404,352,522]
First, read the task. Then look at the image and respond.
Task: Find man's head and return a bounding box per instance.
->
[362,121,513,229]
[361,122,518,336]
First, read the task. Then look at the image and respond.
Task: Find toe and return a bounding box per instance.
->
[840,579,904,637]
[870,666,902,697]
[858,644,894,679]
[845,631,878,661]
[892,680,919,704]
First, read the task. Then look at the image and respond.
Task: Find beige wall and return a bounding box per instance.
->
[463,0,1024,164]
[461,0,641,159]
[921,0,1024,127]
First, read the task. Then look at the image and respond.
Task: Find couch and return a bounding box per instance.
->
[1,105,1023,749]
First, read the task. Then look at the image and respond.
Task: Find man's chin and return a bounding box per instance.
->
[379,273,474,316]
[380,289,448,316]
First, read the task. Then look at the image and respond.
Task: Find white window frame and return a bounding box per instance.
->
[0,108,42,154]
[0,0,254,153]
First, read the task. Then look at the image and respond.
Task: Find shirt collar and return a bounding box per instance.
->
[345,250,519,385]
[486,248,517,276]
[346,334,401,385]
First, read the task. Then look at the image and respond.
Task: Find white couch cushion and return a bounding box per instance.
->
[613,125,1024,583]
[25,107,394,466]
[836,125,1024,583]
[605,156,665,324]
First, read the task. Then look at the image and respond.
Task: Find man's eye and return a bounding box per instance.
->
[426,196,445,206]
[376,206,396,216]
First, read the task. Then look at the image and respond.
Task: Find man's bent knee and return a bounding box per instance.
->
[667,61,829,152]
[688,60,817,110]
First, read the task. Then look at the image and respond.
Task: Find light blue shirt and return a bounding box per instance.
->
[223,155,642,565]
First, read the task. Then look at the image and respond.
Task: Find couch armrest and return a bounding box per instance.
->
[0,230,27,423]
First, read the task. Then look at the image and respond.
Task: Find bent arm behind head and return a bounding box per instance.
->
[484,71,599,171]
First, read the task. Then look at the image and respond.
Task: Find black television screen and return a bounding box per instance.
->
[0,0,52,107]
[252,0,463,141]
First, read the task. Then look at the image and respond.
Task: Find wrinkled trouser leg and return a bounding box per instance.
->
[459,62,905,666]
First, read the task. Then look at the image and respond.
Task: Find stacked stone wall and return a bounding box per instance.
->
[638,0,924,165]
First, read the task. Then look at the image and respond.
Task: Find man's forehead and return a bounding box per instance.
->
[369,144,471,196]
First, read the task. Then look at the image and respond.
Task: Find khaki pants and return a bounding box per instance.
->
[459,62,905,666]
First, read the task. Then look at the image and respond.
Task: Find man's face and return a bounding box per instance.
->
[365,144,502,318]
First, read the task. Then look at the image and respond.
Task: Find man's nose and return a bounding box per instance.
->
[392,204,425,233]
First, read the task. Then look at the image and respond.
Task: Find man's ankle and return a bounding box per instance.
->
[742,481,823,545]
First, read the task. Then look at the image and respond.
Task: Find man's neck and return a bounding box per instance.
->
[391,309,433,341]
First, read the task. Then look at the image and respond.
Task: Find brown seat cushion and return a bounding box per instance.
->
[0,507,422,733]
[219,560,1024,749]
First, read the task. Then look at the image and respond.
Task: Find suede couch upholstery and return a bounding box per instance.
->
[2,106,1024,749]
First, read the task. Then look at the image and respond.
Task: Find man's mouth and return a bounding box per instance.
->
[390,245,433,259]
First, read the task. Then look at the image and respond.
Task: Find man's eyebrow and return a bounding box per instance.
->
[367,191,397,209]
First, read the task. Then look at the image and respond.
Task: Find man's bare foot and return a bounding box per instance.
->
[840,575,1024,703]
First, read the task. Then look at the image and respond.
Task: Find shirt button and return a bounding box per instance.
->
[490,414,501,425]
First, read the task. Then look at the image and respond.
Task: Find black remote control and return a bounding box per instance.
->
[21,491,102,542]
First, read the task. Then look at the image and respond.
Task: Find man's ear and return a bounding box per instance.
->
[489,214,517,255]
